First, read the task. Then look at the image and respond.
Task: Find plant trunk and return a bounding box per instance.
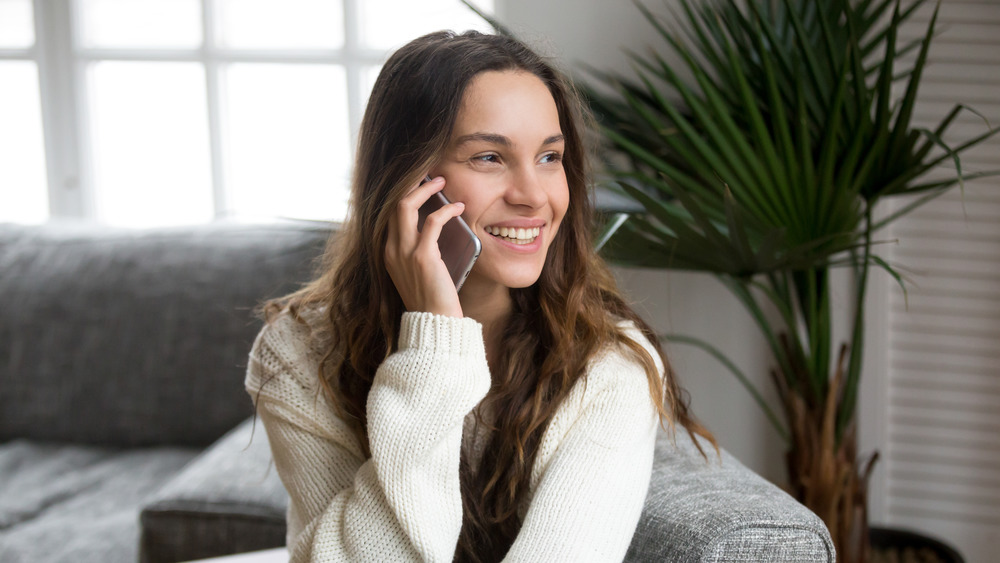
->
[786,414,874,562]
[777,343,878,563]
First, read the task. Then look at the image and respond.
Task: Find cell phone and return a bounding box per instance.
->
[417,177,482,292]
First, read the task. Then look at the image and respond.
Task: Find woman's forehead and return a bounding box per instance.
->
[451,70,562,146]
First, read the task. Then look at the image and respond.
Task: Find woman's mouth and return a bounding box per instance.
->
[485,226,541,245]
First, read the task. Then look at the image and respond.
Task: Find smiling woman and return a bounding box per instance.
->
[246,30,716,563]
[432,70,569,294]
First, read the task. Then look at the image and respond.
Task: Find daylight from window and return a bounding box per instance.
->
[0,0,495,226]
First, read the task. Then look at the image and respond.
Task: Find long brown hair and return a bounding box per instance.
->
[265,30,715,562]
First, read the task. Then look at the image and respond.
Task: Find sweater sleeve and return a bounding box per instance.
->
[246,311,491,563]
[502,332,661,562]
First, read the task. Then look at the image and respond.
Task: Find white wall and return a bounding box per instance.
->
[498,1,659,83]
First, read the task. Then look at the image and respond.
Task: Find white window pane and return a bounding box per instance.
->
[223,63,350,222]
[0,61,48,223]
[216,0,343,50]
[358,0,495,51]
[0,0,34,48]
[88,62,212,227]
[77,0,201,49]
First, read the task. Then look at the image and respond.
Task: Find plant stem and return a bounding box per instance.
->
[838,205,873,443]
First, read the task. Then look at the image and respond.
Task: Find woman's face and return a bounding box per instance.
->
[433,70,570,292]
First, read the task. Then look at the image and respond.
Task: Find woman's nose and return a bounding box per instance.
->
[504,167,547,209]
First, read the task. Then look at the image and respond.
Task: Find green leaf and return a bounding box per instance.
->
[886,1,938,168]
[593,212,630,252]
[723,188,756,268]
[870,254,909,307]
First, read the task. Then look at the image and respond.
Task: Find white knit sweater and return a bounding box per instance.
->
[245,310,660,562]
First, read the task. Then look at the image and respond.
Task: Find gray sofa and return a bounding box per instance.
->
[0,221,834,563]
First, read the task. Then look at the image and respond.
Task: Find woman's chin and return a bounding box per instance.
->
[464,267,542,293]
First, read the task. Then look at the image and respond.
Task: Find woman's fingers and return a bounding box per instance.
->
[384,174,465,317]
[415,199,465,255]
[395,176,444,243]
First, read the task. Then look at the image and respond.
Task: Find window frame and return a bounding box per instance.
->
[24,0,500,223]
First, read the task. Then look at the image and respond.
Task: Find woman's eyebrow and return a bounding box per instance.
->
[543,134,565,145]
[452,132,565,147]
[453,132,512,147]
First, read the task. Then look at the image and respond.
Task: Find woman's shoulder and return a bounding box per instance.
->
[530,319,661,478]
[591,318,663,379]
[555,318,663,411]
[247,305,330,394]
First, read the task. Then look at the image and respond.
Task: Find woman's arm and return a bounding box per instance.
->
[247,311,491,563]
[503,333,661,562]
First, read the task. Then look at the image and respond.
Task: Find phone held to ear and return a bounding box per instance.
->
[417,176,482,292]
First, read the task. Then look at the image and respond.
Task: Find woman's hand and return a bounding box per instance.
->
[385,175,465,318]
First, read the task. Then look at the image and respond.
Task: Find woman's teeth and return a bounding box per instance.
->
[486,226,540,245]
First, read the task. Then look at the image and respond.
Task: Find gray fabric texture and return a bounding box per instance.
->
[0,440,197,563]
[625,431,835,562]
[0,221,331,447]
[140,417,288,563]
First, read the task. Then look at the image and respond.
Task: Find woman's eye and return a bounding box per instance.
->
[541,152,563,164]
[474,154,500,164]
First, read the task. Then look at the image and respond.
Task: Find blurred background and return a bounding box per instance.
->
[0,0,498,226]
[1,0,997,561]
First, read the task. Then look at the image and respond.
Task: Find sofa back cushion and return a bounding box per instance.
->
[0,221,331,447]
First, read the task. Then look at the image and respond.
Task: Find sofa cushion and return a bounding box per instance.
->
[140,417,288,563]
[0,439,198,563]
[0,221,331,447]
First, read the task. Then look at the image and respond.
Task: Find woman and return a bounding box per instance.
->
[246,30,714,562]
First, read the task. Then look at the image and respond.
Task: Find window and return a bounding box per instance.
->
[0,0,48,223]
[1,0,496,226]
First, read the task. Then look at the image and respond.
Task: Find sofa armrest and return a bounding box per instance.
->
[626,431,835,563]
[139,417,288,563]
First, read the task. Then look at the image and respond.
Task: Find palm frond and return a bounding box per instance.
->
[586,0,1000,445]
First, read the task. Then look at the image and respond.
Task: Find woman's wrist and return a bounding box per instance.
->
[398,311,485,356]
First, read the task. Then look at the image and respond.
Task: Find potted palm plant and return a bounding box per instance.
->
[582,0,998,562]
